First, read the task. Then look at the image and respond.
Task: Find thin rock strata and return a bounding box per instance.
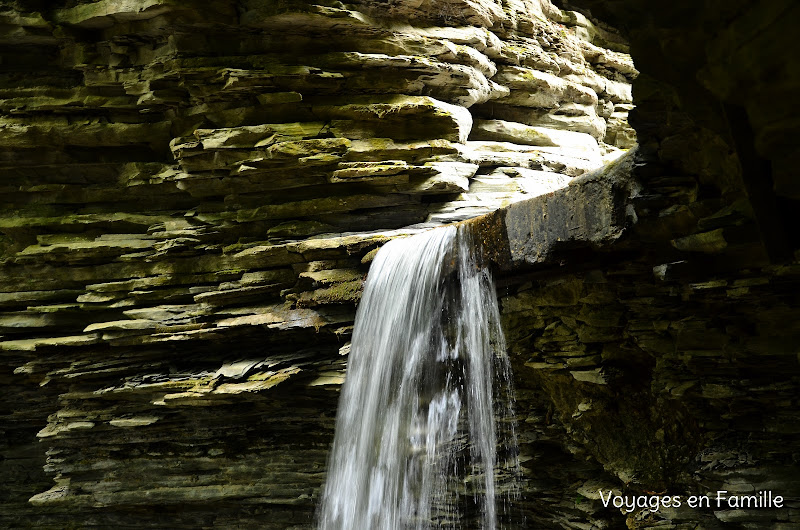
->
[8,1,798,529]
[1,0,635,528]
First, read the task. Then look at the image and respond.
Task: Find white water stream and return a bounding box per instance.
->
[318,225,519,529]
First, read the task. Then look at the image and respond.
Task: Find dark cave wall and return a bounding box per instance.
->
[563,0,800,227]
[493,0,800,527]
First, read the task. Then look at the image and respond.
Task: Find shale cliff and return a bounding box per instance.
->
[1,0,798,528]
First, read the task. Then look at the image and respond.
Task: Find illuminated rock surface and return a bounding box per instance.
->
[1,0,798,528]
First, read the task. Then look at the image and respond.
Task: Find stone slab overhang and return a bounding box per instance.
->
[463,149,639,274]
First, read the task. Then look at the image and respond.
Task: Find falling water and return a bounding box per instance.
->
[317,225,519,530]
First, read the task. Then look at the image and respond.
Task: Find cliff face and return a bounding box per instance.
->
[491,0,800,527]
[1,1,634,527]
[1,0,798,528]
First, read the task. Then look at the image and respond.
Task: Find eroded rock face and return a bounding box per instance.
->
[462,146,800,527]
[2,0,797,529]
[0,0,636,527]
[473,0,800,527]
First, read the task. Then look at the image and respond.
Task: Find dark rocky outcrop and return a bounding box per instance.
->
[1,0,797,528]
[478,1,800,526]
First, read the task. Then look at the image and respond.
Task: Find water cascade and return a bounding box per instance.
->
[318,225,519,529]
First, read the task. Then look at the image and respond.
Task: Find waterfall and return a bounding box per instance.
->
[317,225,519,530]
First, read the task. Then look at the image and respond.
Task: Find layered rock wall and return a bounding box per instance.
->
[479,0,800,526]
[466,148,800,527]
[0,0,637,527]
[2,0,798,529]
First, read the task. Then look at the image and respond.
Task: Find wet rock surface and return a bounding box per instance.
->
[1,0,634,527]
[479,0,800,526]
[1,0,798,528]
[473,147,800,528]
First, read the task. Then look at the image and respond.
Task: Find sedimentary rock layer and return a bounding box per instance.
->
[3,0,798,528]
[0,0,636,527]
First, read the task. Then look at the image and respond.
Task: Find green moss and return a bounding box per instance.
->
[315,279,363,303]
[295,279,363,308]
[361,247,380,264]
